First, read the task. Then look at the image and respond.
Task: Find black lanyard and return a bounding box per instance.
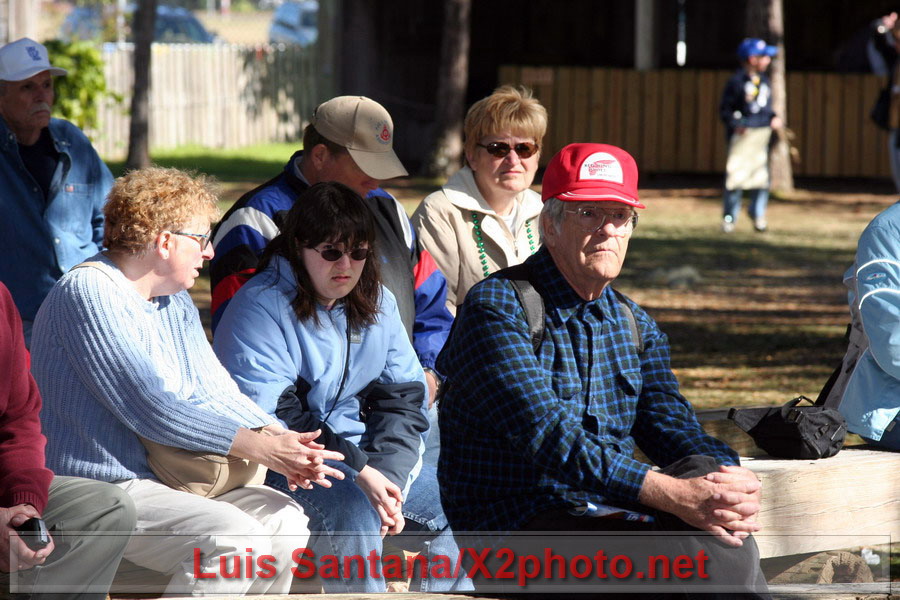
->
[321,314,352,425]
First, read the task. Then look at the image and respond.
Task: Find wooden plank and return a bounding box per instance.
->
[533,67,557,166]
[804,73,825,176]
[553,66,576,153]
[622,69,642,159]
[676,69,698,172]
[822,73,843,177]
[606,68,626,149]
[641,70,661,172]
[695,70,718,173]
[745,449,900,558]
[569,67,591,142]
[861,74,888,178]
[588,68,609,148]
[839,73,862,176]
[787,72,806,176]
[658,69,679,172]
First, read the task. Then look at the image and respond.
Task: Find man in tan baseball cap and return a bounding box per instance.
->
[309,95,407,181]
[211,95,451,400]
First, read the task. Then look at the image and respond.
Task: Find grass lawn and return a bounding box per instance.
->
[127,145,897,412]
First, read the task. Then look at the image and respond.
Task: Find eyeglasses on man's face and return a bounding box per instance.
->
[311,245,372,262]
[476,141,539,159]
[563,205,638,235]
[171,231,211,250]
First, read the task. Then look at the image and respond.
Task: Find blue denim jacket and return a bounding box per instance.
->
[0,117,112,323]
[841,201,900,440]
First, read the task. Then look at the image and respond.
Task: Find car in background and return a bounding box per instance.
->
[268,0,317,47]
[60,4,217,44]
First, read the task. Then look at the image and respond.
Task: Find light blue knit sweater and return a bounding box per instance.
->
[30,253,273,482]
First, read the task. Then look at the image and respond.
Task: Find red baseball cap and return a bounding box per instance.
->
[541,143,644,209]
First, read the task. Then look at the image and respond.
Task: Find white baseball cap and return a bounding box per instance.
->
[0,38,67,82]
[311,96,408,180]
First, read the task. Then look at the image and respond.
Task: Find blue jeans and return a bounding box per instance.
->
[723,188,769,222]
[266,462,471,593]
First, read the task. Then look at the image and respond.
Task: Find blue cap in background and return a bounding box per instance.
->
[737,38,778,60]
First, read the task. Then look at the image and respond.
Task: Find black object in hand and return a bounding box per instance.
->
[13,518,51,551]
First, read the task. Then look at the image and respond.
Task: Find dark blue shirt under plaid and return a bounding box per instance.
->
[436,247,738,532]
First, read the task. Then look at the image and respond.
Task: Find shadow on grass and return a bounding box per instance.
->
[623,233,854,283]
[618,233,852,377]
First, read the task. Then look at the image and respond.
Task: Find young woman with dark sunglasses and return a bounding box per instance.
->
[213,182,469,593]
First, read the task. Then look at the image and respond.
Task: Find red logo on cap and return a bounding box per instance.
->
[380,125,391,142]
[586,159,618,178]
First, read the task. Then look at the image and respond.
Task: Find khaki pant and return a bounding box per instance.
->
[7,476,136,599]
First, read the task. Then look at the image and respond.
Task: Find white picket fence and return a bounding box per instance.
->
[93,43,324,159]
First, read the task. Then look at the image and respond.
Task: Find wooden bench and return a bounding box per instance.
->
[693,409,898,590]
[695,408,899,558]
[744,448,900,559]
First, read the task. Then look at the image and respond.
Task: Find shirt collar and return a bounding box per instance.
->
[526,246,614,315]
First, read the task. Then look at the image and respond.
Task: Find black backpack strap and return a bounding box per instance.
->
[494,263,545,352]
[509,276,545,352]
[612,288,644,355]
[815,323,854,409]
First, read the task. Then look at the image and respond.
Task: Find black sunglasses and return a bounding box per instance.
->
[311,246,372,262]
[476,141,539,159]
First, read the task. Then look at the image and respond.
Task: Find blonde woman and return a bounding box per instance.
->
[412,86,548,314]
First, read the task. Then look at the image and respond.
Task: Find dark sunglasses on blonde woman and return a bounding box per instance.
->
[476,141,539,159]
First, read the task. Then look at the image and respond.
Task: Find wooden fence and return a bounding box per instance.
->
[94,43,324,160]
[499,65,892,179]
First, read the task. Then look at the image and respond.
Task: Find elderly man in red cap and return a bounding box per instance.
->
[437,143,770,597]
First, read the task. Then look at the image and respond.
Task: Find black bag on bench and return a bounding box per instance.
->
[728,395,847,459]
[728,323,857,460]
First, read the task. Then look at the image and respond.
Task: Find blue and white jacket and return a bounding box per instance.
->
[840,201,900,440]
[209,151,453,373]
[0,118,113,323]
[213,256,429,494]
[719,69,776,139]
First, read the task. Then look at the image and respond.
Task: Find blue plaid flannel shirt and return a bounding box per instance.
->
[436,247,738,532]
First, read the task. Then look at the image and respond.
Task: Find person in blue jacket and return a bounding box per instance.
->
[0,38,113,344]
[829,201,900,450]
[213,182,469,594]
[718,38,783,233]
[209,96,452,409]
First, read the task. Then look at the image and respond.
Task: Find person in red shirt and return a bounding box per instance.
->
[0,281,135,599]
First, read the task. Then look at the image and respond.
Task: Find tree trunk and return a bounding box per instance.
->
[421,0,471,179]
[125,0,157,171]
[747,0,793,193]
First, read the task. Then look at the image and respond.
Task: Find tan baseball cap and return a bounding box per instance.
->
[311,96,408,180]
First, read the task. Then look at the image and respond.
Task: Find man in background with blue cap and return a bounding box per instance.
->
[0,38,113,345]
[719,38,783,234]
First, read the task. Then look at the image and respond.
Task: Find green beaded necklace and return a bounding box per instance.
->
[471,211,536,278]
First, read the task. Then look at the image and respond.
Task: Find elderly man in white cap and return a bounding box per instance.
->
[0,37,113,345]
[210,96,452,403]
